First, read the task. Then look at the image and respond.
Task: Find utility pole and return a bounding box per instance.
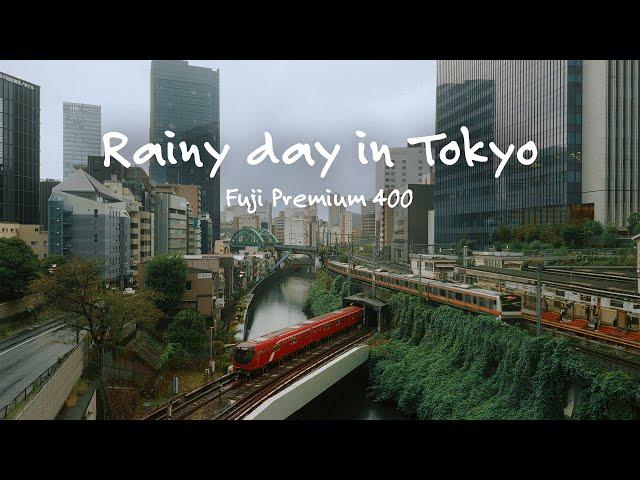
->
[536,264,543,336]
[209,326,215,372]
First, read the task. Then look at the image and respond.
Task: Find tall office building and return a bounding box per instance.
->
[435,60,585,245]
[149,60,221,240]
[0,72,40,225]
[63,102,101,180]
[582,60,640,227]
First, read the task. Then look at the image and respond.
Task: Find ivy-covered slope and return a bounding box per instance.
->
[303,271,359,318]
[369,292,640,419]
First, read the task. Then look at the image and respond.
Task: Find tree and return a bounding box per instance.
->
[602,223,619,248]
[583,220,603,246]
[627,212,640,237]
[166,310,207,365]
[29,257,163,352]
[0,238,39,302]
[561,223,584,248]
[143,254,188,312]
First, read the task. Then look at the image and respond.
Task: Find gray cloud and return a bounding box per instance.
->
[0,60,436,218]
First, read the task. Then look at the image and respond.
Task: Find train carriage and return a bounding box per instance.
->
[232,305,364,373]
[326,260,521,320]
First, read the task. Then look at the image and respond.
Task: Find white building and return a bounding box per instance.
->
[582,60,640,228]
[63,102,101,180]
[284,216,306,246]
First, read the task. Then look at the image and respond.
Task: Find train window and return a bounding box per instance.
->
[455,292,463,301]
[439,289,446,297]
[611,300,624,309]
[556,290,565,297]
[291,337,298,345]
[580,294,591,302]
[634,304,640,310]
[500,295,521,312]
[273,344,280,351]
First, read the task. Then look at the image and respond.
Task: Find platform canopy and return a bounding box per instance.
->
[342,293,386,309]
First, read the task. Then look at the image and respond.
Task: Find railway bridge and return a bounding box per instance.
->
[143,326,374,420]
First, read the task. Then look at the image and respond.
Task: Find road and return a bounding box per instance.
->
[0,323,79,408]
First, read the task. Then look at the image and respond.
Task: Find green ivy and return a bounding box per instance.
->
[302,271,360,318]
[368,291,640,420]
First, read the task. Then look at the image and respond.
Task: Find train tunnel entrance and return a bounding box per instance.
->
[342,294,387,331]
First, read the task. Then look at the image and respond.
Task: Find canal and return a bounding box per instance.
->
[246,267,406,420]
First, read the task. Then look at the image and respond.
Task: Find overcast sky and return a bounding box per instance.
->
[0,60,436,216]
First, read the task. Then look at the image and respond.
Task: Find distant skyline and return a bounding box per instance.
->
[0,60,436,217]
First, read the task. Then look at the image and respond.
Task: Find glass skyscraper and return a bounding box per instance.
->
[62,102,101,180]
[0,71,40,225]
[435,60,584,245]
[149,60,221,240]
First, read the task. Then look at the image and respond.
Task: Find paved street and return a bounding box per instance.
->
[0,324,79,408]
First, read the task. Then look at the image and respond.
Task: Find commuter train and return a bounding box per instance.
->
[232,305,364,373]
[326,260,522,320]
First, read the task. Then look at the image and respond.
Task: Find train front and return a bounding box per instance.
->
[232,342,257,373]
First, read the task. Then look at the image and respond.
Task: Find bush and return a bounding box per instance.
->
[167,309,207,357]
[143,254,188,312]
[367,292,640,419]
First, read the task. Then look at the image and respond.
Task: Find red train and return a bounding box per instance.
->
[232,305,364,373]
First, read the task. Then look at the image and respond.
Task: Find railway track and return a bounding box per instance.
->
[215,329,374,420]
[327,262,640,356]
[144,327,373,420]
[142,373,238,420]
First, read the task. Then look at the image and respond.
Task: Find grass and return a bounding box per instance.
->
[64,378,89,408]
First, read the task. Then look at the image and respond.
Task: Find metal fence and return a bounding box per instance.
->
[0,346,77,420]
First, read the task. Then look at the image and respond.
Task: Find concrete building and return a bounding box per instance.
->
[187,203,201,255]
[153,192,188,256]
[0,223,48,258]
[361,201,376,240]
[233,214,261,231]
[103,180,154,280]
[284,215,306,246]
[273,211,286,243]
[63,102,101,180]
[0,72,40,225]
[48,170,130,283]
[256,201,273,230]
[375,145,430,192]
[582,60,640,227]
[328,202,345,228]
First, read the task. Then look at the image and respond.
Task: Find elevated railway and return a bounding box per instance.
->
[143,327,373,420]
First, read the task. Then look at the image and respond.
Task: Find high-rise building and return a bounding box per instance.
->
[0,72,40,225]
[284,215,306,246]
[361,201,376,240]
[40,179,60,229]
[63,102,101,180]
[103,180,155,280]
[153,192,188,256]
[582,60,640,227]
[328,202,345,228]
[435,60,585,244]
[149,60,221,240]
[274,211,285,243]
[48,170,131,283]
[256,201,272,230]
[375,145,430,193]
